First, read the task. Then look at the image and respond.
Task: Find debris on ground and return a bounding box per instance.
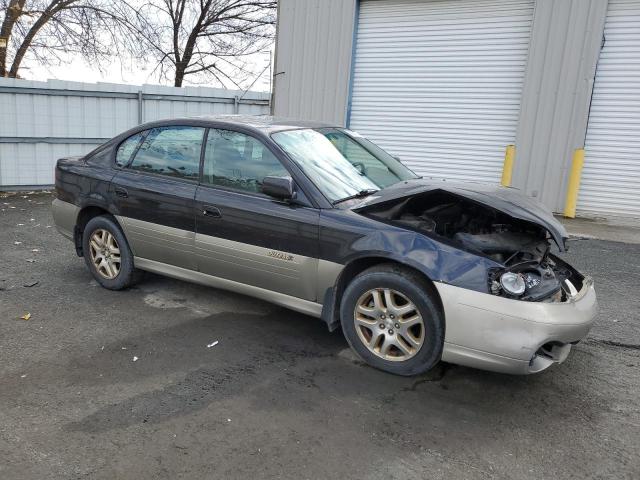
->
[19,313,31,321]
[23,281,39,288]
[133,356,139,362]
[207,341,219,348]
[31,249,40,253]
[13,241,22,245]
[26,259,35,263]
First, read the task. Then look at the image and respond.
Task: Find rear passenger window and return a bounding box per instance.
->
[202,129,288,193]
[128,126,204,179]
[116,132,144,167]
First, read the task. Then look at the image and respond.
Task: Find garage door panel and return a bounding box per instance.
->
[350,0,534,183]
[579,0,640,218]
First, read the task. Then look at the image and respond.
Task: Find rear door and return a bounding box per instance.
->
[195,128,320,301]
[110,125,205,270]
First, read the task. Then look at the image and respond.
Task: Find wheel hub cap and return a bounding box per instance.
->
[89,229,121,280]
[354,288,425,362]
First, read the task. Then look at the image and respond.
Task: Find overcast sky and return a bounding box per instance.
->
[21,49,273,92]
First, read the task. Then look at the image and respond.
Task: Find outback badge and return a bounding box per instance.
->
[267,250,294,262]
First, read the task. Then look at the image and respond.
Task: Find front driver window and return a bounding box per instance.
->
[202,129,289,193]
[128,126,204,179]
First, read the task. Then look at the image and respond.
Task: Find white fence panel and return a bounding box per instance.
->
[0,78,270,187]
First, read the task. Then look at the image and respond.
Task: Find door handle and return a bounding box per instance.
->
[202,205,222,218]
[114,187,128,198]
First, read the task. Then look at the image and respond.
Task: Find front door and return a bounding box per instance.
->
[195,128,320,301]
[110,125,205,270]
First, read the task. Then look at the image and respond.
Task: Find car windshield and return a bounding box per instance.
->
[271,128,417,203]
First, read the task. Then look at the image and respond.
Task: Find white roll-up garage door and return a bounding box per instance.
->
[578,0,640,218]
[349,0,534,183]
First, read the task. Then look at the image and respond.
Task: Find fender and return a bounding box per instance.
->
[318,226,502,331]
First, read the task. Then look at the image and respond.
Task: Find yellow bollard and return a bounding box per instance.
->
[501,145,515,187]
[563,148,585,218]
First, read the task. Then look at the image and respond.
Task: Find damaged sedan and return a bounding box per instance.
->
[52,116,597,376]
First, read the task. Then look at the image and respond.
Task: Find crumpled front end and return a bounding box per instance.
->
[356,187,578,302]
[354,184,598,373]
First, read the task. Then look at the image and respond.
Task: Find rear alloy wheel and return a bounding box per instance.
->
[340,264,444,376]
[88,229,121,280]
[82,215,140,290]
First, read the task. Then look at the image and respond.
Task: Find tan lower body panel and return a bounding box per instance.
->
[117,216,196,270]
[134,257,324,318]
[116,216,343,304]
[51,199,80,240]
[195,233,321,301]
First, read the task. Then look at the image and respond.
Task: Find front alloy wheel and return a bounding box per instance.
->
[340,264,444,376]
[354,288,425,361]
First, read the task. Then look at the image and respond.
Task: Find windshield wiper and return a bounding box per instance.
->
[332,189,379,205]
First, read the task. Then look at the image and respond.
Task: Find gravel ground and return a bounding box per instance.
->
[1,192,639,480]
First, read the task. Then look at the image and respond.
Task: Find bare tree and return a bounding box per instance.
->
[140,0,276,88]
[0,0,150,78]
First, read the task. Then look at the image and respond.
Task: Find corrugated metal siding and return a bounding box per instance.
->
[578,0,640,217]
[0,143,99,186]
[273,0,357,125]
[0,78,270,187]
[349,0,534,183]
[512,0,608,212]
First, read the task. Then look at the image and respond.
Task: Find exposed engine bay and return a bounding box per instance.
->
[360,190,584,302]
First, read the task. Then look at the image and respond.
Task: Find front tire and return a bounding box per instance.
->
[82,215,139,290]
[340,264,444,376]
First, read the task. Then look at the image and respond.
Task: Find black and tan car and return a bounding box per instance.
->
[52,116,598,376]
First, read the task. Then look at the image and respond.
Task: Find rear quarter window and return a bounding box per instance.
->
[116,133,145,167]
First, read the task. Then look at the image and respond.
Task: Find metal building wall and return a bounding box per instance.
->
[512,0,608,211]
[0,78,270,188]
[272,0,358,125]
[273,0,609,214]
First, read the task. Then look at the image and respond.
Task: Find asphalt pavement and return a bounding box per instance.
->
[1,192,639,479]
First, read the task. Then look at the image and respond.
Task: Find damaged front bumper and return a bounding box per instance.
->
[435,277,597,374]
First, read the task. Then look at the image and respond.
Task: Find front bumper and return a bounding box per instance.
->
[435,277,597,374]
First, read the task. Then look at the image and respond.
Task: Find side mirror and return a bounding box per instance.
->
[262,176,295,200]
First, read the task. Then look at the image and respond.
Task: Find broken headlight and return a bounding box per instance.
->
[490,263,563,301]
[499,272,526,296]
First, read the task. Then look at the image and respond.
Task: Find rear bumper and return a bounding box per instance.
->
[51,198,79,241]
[435,278,598,375]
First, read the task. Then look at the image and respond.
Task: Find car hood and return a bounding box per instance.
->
[353,178,569,251]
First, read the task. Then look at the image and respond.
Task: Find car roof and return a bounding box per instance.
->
[138,115,337,135]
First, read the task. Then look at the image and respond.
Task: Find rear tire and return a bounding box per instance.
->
[82,215,140,290]
[340,264,444,376]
